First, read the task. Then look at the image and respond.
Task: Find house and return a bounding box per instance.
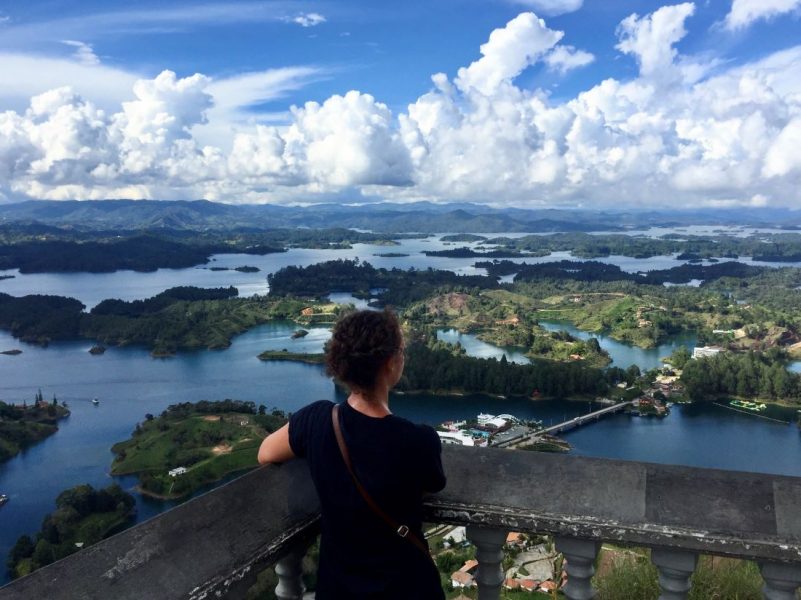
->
[450,571,475,588]
[519,579,540,592]
[506,532,525,547]
[503,578,520,590]
[437,431,475,446]
[168,466,187,477]
[459,559,478,573]
[301,307,314,316]
[692,346,723,359]
[539,580,558,593]
[442,526,468,548]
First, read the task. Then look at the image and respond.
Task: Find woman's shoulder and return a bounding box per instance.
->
[388,415,441,447]
[290,399,335,424]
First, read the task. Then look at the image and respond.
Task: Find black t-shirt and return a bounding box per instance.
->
[289,400,446,599]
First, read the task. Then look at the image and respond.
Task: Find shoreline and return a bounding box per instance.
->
[128,465,257,501]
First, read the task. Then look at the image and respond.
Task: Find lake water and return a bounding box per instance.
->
[538,321,697,371]
[435,329,531,364]
[3,228,801,308]
[2,227,801,584]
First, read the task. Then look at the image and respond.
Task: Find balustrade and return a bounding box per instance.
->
[3,446,801,599]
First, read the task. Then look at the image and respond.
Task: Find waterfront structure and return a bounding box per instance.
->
[6,447,801,599]
[692,346,723,359]
[437,431,476,446]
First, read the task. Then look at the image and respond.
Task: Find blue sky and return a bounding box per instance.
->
[0,1,800,207]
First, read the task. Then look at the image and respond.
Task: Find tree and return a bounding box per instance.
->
[668,346,691,369]
[7,535,34,569]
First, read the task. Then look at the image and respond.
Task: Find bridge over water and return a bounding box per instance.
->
[493,400,635,448]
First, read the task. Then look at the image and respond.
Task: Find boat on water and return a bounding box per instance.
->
[0,494,8,506]
[92,398,99,405]
[729,399,767,412]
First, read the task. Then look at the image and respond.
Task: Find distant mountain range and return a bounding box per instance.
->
[0,199,799,233]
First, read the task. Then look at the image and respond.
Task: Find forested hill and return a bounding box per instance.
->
[3,199,801,233]
[267,259,498,305]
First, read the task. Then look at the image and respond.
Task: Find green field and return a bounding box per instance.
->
[112,404,286,499]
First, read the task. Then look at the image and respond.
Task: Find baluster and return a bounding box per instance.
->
[274,547,307,600]
[759,562,801,600]
[651,548,698,600]
[554,536,600,600]
[466,525,507,600]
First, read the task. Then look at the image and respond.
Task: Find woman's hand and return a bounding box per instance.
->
[257,423,296,464]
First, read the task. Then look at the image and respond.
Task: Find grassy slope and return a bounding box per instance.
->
[111,414,269,499]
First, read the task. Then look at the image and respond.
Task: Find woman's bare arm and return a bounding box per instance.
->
[257,423,296,464]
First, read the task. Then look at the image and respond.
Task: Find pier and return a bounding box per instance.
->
[493,401,635,448]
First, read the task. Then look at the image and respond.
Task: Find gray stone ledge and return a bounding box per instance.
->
[4,445,801,599]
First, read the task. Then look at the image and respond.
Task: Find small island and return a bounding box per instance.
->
[258,350,325,364]
[234,265,260,273]
[0,349,22,355]
[88,345,106,355]
[0,395,70,462]
[0,275,14,281]
[7,483,135,579]
[440,234,488,242]
[373,252,410,258]
[110,400,287,499]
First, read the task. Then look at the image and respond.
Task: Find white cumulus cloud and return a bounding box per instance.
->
[616,3,696,79]
[1,7,800,208]
[455,12,564,96]
[724,0,801,30]
[544,45,595,73]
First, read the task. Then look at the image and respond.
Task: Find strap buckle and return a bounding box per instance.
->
[397,525,410,538]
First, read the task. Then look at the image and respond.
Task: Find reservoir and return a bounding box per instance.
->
[1,229,801,584]
[2,321,801,584]
[537,321,697,371]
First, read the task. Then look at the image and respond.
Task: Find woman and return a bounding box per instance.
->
[258,309,446,599]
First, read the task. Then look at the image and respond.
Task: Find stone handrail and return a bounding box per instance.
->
[3,446,801,599]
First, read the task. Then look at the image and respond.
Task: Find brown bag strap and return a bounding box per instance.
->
[331,404,432,560]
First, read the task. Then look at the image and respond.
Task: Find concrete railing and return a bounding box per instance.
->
[3,446,801,599]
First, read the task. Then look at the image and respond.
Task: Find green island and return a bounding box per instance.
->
[423,247,537,258]
[5,255,801,406]
[484,231,801,262]
[7,483,135,579]
[258,350,326,364]
[0,286,342,355]
[0,395,70,462]
[206,265,261,273]
[0,226,419,274]
[110,400,287,499]
[440,234,488,242]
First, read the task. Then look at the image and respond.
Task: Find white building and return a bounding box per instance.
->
[437,431,475,446]
[168,467,188,477]
[477,413,510,429]
[692,346,723,359]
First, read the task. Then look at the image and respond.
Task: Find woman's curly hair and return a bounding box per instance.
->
[325,308,402,393]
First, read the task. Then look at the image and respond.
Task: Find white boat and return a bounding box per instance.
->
[92,398,99,405]
[0,494,8,506]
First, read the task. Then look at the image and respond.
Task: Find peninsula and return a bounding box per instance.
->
[110,401,287,499]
